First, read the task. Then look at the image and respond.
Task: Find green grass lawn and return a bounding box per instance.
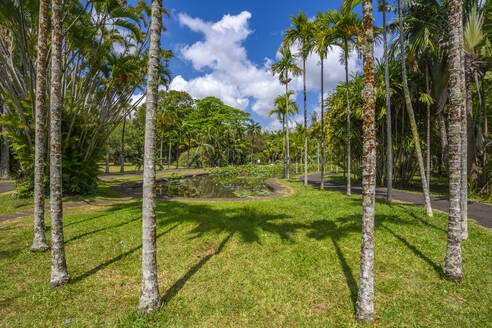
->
[0,181,490,327]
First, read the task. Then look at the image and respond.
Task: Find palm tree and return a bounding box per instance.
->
[272,45,302,180]
[0,102,9,180]
[355,0,376,322]
[398,0,433,217]
[31,0,50,252]
[49,0,70,288]
[268,91,299,177]
[332,0,362,196]
[379,0,393,203]
[313,11,335,189]
[284,10,314,186]
[247,121,262,164]
[138,0,163,313]
[120,114,127,173]
[444,0,464,282]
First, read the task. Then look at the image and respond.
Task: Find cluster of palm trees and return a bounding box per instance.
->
[271,0,481,322]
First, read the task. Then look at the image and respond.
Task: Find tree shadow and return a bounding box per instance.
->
[381,224,444,277]
[65,216,139,244]
[161,232,234,305]
[395,204,447,233]
[71,223,181,283]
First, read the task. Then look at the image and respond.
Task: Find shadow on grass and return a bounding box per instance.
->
[67,196,443,313]
[65,216,138,244]
[381,224,444,277]
[162,232,234,305]
[71,223,181,283]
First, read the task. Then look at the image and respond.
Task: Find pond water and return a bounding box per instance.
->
[156,175,272,199]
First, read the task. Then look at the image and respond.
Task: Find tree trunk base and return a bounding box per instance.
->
[49,271,70,289]
[30,240,49,252]
[137,291,162,313]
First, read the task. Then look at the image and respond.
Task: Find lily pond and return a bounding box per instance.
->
[156,174,272,199]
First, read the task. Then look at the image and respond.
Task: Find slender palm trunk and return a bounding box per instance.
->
[438,109,449,171]
[31,0,50,252]
[344,45,351,196]
[303,58,308,185]
[105,128,110,174]
[187,139,190,168]
[282,116,286,177]
[320,55,325,189]
[159,130,164,170]
[383,6,392,203]
[49,0,70,288]
[317,141,320,173]
[0,103,9,180]
[138,0,162,312]
[285,83,290,180]
[175,136,179,169]
[398,0,433,216]
[167,134,171,170]
[356,0,376,321]
[120,117,126,173]
[458,16,468,240]
[444,0,464,282]
[425,65,431,190]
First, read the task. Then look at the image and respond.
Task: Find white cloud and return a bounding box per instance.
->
[170,11,284,116]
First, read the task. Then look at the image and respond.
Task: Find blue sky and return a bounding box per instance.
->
[153,0,391,129]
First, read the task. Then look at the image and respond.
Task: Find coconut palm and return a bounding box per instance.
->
[49,0,70,288]
[0,102,9,180]
[444,0,465,282]
[284,10,314,186]
[355,0,376,322]
[331,0,362,196]
[31,0,50,252]
[398,0,433,217]
[313,11,336,189]
[138,0,163,313]
[271,45,302,180]
[247,121,262,164]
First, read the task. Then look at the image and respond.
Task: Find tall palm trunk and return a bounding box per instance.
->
[303,58,308,186]
[138,0,163,313]
[398,0,433,217]
[383,4,392,203]
[282,116,286,177]
[187,138,191,168]
[320,55,325,189]
[159,130,164,170]
[425,65,431,190]
[31,0,50,252]
[105,128,110,174]
[344,45,351,196]
[285,83,290,180]
[356,0,376,321]
[49,0,70,288]
[120,117,126,173]
[167,133,172,170]
[0,103,10,179]
[458,16,468,240]
[444,0,464,281]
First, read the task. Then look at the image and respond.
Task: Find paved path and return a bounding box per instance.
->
[0,182,14,194]
[305,173,492,229]
[0,198,134,223]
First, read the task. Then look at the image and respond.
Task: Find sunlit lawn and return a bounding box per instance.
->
[0,180,490,327]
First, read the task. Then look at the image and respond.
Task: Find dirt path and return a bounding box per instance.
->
[99,168,207,180]
[305,173,492,229]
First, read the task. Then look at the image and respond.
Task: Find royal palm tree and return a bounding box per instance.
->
[138,0,163,313]
[284,10,314,186]
[31,0,50,252]
[355,0,376,322]
[313,11,335,189]
[272,45,302,180]
[49,0,70,288]
[332,0,362,196]
[444,0,464,282]
[398,0,433,217]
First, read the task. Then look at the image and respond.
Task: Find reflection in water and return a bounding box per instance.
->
[156,175,271,199]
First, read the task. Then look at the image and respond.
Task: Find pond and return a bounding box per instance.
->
[156,174,272,199]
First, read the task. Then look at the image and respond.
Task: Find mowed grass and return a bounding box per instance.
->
[0,181,490,327]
